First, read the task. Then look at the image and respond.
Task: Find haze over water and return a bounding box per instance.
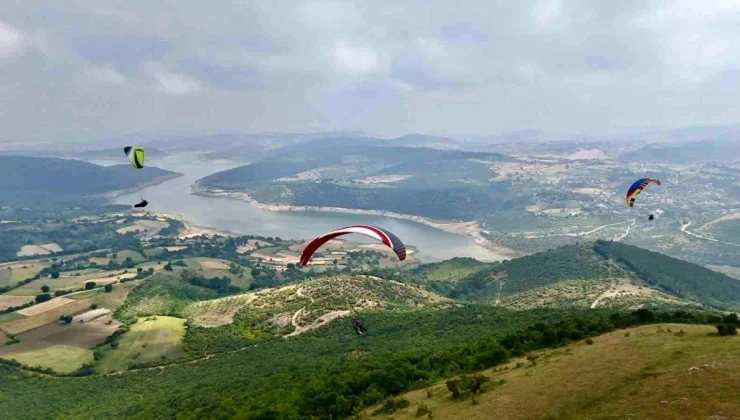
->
[101,154,507,263]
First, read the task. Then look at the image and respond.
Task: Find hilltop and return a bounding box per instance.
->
[364,323,740,420]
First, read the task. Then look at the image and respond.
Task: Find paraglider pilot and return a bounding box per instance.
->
[353,319,368,335]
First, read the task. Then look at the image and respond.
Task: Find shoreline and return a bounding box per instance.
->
[102,172,185,199]
[191,185,524,259]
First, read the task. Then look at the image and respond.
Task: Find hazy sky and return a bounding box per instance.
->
[1,0,739,142]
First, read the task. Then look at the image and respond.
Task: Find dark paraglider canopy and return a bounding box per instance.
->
[134,199,148,208]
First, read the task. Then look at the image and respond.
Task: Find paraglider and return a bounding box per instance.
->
[353,319,368,335]
[626,178,661,207]
[299,224,406,267]
[124,146,148,208]
[648,214,654,221]
[124,146,145,169]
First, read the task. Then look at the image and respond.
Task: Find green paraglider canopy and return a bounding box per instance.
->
[124,146,145,169]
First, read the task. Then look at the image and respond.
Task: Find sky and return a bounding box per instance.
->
[1,0,740,142]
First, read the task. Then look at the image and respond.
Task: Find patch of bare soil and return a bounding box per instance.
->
[17,297,76,316]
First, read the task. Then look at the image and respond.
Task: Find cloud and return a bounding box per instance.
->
[148,67,202,95]
[84,65,126,85]
[0,21,24,59]
[1,0,740,141]
[330,40,380,75]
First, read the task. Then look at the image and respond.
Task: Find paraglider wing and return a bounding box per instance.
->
[125,146,145,169]
[300,225,406,267]
[133,199,148,208]
[625,178,661,207]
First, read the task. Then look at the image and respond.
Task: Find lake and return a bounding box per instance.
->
[101,154,507,263]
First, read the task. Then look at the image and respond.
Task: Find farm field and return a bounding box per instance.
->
[0,263,46,287]
[364,324,740,420]
[0,311,120,356]
[95,316,187,373]
[16,243,63,257]
[0,298,92,334]
[0,295,34,311]
[2,345,93,374]
[6,270,136,296]
[89,249,147,265]
[67,281,140,310]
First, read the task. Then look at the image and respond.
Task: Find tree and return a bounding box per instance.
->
[35,293,52,303]
[51,270,60,279]
[164,263,173,271]
[104,284,114,293]
[41,285,50,293]
[59,315,73,324]
[85,281,96,290]
[137,267,143,273]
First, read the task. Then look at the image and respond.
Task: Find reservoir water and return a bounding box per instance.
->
[100,154,506,263]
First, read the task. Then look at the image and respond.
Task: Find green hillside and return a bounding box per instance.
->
[0,306,723,419]
[390,241,740,310]
[593,240,740,310]
[364,323,740,420]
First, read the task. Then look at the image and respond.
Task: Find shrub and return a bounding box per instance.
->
[35,293,52,303]
[585,338,594,345]
[717,323,738,336]
[373,397,410,415]
[416,403,430,417]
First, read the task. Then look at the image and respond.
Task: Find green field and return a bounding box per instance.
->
[2,344,93,374]
[0,263,45,288]
[96,316,186,373]
[116,250,147,263]
[67,281,140,310]
[365,323,740,420]
[6,270,130,296]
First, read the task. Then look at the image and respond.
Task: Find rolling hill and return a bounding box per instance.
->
[392,240,740,311]
[195,138,512,219]
[0,156,181,206]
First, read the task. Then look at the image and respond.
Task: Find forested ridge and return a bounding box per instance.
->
[369,241,740,310]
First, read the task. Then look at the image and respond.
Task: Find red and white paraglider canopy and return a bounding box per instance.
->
[299,224,407,267]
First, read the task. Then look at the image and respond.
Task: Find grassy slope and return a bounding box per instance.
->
[5,345,93,374]
[96,316,186,373]
[366,323,740,420]
[0,264,45,288]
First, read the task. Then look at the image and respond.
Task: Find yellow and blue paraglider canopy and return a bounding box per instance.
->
[626,178,661,207]
[123,146,145,169]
